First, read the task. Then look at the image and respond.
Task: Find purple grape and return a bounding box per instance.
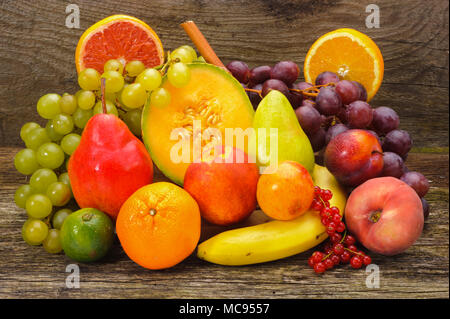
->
[226,61,250,84]
[382,129,412,158]
[315,87,342,116]
[400,171,430,197]
[287,91,303,109]
[352,81,368,101]
[247,83,262,108]
[261,79,289,97]
[421,198,430,219]
[315,71,339,86]
[302,99,316,108]
[336,106,348,124]
[372,106,400,135]
[295,106,321,135]
[335,80,360,105]
[381,152,405,178]
[307,127,326,152]
[295,82,314,91]
[249,65,271,85]
[270,61,299,86]
[346,101,373,128]
[325,124,349,144]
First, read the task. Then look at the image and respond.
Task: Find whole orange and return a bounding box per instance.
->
[257,161,315,221]
[116,182,201,270]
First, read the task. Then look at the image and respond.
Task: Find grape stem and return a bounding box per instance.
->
[244,82,336,98]
[100,77,107,114]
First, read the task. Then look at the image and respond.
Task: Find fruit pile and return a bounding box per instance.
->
[12,16,430,274]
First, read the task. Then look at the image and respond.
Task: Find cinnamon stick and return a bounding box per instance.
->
[180,21,228,71]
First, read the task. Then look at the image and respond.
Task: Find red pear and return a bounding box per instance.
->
[68,113,153,220]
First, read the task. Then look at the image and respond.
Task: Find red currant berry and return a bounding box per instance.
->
[363,255,372,266]
[333,243,345,255]
[344,235,356,246]
[324,258,334,270]
[330,233,342,243]
[347,245,358,253]
[330,254,340,265]
[321,217,330,226]
[314,262,326,274]
[311,199,323,211]
[308,256,316,268]
[336,221,346,233]
[330,206,340,215]
[322,189,333,201]
[314,186,322,194]
[350,256,363,269]
[323,201,330,208]
[340,251,351,263]
[332,214,342,224]
[311,251,324,264]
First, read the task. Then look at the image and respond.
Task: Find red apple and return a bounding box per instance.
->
[345,177,424,255]
[324,129,383,187]
[183,146,259,226]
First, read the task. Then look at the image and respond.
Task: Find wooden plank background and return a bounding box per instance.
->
[0,0,448,298]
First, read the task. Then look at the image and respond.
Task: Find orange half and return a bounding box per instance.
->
[304,28,384,101]
[75,15,164,73]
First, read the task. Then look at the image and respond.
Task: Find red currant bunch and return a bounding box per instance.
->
[308,186,372,274]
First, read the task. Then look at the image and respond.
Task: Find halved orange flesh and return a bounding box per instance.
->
[304,28,384,101]
[75,15,164,73]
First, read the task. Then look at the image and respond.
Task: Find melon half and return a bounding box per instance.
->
[142,63,255,185]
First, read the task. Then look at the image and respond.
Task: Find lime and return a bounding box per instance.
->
[60,208,114,262]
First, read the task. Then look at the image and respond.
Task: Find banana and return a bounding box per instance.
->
[197,164,347,266]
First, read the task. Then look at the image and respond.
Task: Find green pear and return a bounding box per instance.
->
[248,90,315,174]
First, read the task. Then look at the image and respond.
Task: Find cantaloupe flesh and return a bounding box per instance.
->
[142,64,254,185]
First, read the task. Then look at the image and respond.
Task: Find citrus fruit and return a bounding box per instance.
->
[75,15,164,73]
[304,28,384,101]
[60,208,114,262]
[116,182,201,270]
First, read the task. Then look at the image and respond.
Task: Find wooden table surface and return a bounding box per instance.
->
[0,0,448,299]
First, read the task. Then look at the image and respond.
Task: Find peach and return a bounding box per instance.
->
[183,146,259,226]
[257,161,315,221]
[345,177,424,255]
[324,129,383,187]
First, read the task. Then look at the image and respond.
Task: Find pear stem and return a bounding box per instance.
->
[100,77,107,114]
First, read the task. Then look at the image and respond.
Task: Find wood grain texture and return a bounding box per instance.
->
[0,147,448,298]
[0,0,448,148]
[0,0,448,299]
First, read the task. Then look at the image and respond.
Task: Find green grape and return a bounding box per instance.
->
[25,194,53,219]
[101,70,125,93]
[24,127,51,150]
[52,114,74,135]
[104,59,124,74]
[60,133,81,155]
[151,88,171,107]
[52,208,72,229]
[121,83,147,109]
[95,89,116,103]
[14,184,34,209]
[171,47,195,63]
[179,45,197,61]
[58,172,71,190]
[136,68,162,91]
[37,93,61,119]
[125,60,146,77]
[43,229,63,254]
[46,182,71,206]
[29,168,57,193]
[75,89,83,98]
[20,122,40,142]
[59,94,78,114]
[123,108,142,136]
[45,120,64,142]
[36,142,65,169]
[93,100,118,116]
[195,56,206,63]
[77,90,96,110]
[14,148,40,175]
[73,108,93,129]
[78,68,101,91]
[167,63,191,88]
[22,219,49,246]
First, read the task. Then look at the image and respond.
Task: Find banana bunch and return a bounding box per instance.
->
[197,164,347,266]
